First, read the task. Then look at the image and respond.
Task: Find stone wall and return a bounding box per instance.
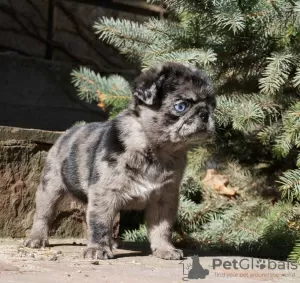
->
[0,126,86,238]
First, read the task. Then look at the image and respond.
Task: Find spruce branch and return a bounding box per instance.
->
[273,102,300,157]
[259,52,294,95]
[142,48,217,69]
[145,17,185,42]
[214,94,269,134]
[94,17,160,60]
[257,123,282,145]
[71,67,131,116]
[289,239,300,264]
[154,0,213,12]
[292,67,300,89]
[121,224,148,242]
[214,1,245,34]
[278,169,300,201]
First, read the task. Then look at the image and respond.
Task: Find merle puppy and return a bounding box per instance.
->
[24,62,216,260]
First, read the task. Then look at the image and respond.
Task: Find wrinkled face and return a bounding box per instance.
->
[131,62,216,146]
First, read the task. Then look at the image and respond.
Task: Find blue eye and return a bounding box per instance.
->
[174,101,189,112]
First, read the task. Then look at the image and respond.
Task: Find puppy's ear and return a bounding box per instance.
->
[132,68,165,105]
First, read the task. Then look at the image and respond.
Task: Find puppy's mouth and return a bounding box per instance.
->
[168,127,213,146]
[178,120,213,138]
[184,130,213,143]
[179,114,215,143]
[186,132,214,144]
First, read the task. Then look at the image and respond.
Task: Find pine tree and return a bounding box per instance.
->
[71,0,300,261]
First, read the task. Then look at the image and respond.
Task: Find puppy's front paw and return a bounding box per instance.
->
[153,248,183,260]
[83,245,114,260]
[23,238,49,249]
[112,238,120,249]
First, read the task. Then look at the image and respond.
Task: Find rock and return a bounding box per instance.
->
[49,255,58,261]
[0,126,86,238]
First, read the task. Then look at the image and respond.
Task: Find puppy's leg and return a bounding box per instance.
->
[112,212,120,249]
[146,189,183,260]
[84,191,118,260]
[24,174,64,248]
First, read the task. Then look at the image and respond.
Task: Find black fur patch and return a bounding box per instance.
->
[61,142,88,203]
[85,123,109,186]
[57,125,81,154]
[162,113,179,126]
[100,120,125,166]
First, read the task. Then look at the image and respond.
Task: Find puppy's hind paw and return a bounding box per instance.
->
[23,238,49,249]
[153,248,183,260]
[83,245,114,260]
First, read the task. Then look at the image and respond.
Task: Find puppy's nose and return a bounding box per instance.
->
[200,112,209,123]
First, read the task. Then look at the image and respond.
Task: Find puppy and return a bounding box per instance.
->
[24,62,216,260]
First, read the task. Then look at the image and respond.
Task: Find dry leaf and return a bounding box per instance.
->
[202,169,239,197]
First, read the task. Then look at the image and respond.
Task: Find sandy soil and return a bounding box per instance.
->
[0,238,299,283]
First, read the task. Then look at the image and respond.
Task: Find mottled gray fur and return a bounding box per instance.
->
[24,62,216,260]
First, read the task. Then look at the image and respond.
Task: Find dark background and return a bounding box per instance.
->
[0,0,162,130]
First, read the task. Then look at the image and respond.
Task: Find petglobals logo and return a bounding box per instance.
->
[212,258,298,271]
[179,256,299,281]
[179,255,210,281]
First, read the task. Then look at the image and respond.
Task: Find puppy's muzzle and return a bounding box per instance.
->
[191,115,215,142]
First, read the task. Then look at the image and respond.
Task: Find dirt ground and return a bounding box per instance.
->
[0,238,299,283]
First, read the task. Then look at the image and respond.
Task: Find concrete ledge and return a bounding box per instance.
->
[0,126,62,144]
[0,126,85,238]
